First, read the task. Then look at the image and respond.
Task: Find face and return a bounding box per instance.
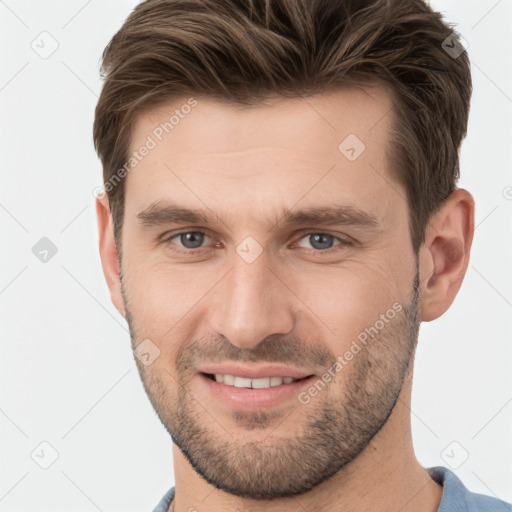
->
[118,86,421,499]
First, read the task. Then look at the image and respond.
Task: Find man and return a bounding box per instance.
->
[93,1,511,511]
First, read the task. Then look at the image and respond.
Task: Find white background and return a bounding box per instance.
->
[1,1,511,510]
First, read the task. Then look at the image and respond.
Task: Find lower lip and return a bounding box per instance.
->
[199,373,315,411]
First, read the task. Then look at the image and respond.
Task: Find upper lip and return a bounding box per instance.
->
[197,363,313,379]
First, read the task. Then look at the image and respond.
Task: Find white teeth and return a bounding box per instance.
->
[251,377,270,389]
[223,374,235,385]
[234,376,252,388]
[270,376,283,386]
[211,374,301,389]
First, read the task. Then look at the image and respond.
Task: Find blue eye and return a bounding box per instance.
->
[168,231,211,250]
[297,233,341,251]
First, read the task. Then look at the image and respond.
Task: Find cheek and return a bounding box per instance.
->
[295,258,408,348]
[123,256,216,338]
[125,265,192,377]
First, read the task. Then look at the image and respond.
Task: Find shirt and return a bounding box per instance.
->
[152,465,512,511]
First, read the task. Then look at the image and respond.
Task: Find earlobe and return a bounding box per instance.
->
[420,188,475,322]
[96,196,126,318]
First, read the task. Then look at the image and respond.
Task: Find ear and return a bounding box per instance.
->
[419,188,475,322]
[96,194,126,318]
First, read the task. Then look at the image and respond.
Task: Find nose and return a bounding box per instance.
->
[208,251,295,350]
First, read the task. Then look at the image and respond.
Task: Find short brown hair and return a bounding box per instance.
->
[93,0,471,255]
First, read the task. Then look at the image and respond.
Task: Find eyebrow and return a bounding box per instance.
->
[278,206,379,230]
[136,200,380,232]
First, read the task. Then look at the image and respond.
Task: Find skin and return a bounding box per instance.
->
[96,85,475,512]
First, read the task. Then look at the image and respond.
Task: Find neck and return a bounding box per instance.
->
[169,370,443,512]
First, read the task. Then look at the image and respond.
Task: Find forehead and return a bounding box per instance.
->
[131,85,394,157]
[124,85,401,225]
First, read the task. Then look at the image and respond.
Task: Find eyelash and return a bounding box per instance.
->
[161,230,353,255]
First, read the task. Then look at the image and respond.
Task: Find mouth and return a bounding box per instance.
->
[201,372,312,389]
[198,369,316,411]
